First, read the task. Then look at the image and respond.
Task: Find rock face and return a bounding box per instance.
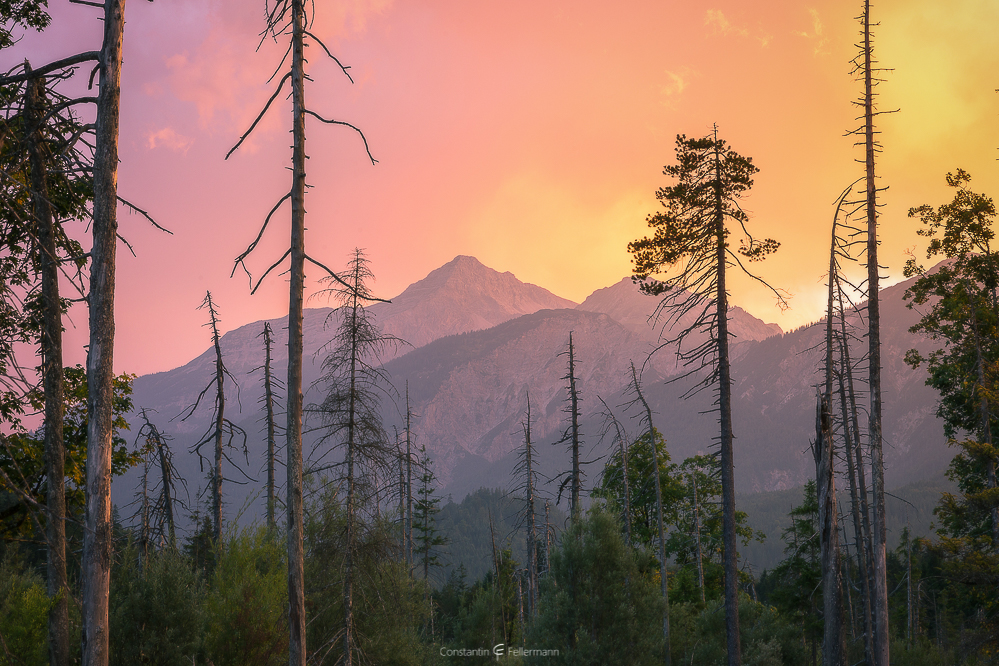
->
[122,256,950,523]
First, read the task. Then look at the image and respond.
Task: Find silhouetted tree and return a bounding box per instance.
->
[309,249,399,666]
[629,127,783,665]
[227,2,377,661]
[849,2,893,659]
[179,292,248,546]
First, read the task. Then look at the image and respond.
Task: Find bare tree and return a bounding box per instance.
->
[555,332,584,521]
[179,292,248,545]
[227,4,377,659]
[251,321,283,530]
[597,396,632,548]
[849,2,893,660]
[0,5,164,663]
[512,394,539,616]
[628,127,785,665]
[627,362,671,665]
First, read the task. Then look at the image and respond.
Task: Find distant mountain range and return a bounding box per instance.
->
[121,255,949,523]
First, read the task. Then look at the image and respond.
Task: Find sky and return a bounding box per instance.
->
[7,0,999,376]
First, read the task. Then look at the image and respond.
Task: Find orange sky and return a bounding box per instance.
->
[7,0,999,375]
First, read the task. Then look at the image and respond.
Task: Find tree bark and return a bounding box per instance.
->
[862,2,890,662]
[27,70,70,666]
[82,2,125,664]
[713,130,741,666]
[286,1,307,663]
[815,392,844,665]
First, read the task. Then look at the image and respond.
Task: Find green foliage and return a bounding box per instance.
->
[629,130,777,301]
[0,0,51,48]
[445,548,521,652]
[0,366,140,538]
[413,445,447,583]
[304,482,432,665]
[203,525,288,666]
[669,596,806,666]
[0,554,49,666]
[109,545,203,666]
[525,505,665,665]
[597,444,762,603]
[757,481,821,652]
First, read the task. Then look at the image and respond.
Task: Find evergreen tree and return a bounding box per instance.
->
[759,481,823,664]
[310,249,399,666]
[526,505,666,665]
[629,127,783,666]
[413,445,447,585]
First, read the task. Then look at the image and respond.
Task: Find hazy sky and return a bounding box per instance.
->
[9,0,999,376]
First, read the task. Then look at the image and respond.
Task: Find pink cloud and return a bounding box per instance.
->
[146,126,192,153]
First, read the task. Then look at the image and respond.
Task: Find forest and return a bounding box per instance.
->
[1,1,998,665]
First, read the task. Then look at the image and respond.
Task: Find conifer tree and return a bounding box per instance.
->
[310,250,398,666]
[629,127,783,665]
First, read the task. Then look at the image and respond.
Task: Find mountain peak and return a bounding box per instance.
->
[369,256,577,350]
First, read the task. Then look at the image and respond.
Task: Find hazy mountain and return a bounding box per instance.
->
[120,256,951,528]
[129,254,576,432]
[578,277,782,344]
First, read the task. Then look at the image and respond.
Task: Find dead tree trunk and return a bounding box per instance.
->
[203,293,226,545]
[262,322,278,531]
[820,209,844,665]
[284,2,308,663]
[82,2,126,664]
[859,2,890,660]
[406,382,414,572]
[25,69,70,666]
[520,396,537,616]
[560,332,583,521]
[814,392,845,665]
[630,364,671,665]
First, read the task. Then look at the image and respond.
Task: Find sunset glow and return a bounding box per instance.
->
[7,0,999,375]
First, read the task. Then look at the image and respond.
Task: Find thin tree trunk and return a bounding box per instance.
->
[838,291,876,658]
[567,333,581,521]
[713,127,741,666]
[820,222,844,665]
[263,322,278,531]
[862,2,890,661]
[343,262,359,666]
[815,392,844,665]
[406,382,413,572]
[692,473,706,604]
[286,0,308,663]
[205,293,225,545]
[837,341,873,661]
[26,70,70,666]
[82,2,125,664]
[631,363,670,665]
[524,397,537,617]
[154,426,175,547]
